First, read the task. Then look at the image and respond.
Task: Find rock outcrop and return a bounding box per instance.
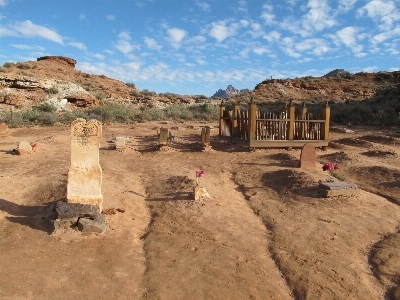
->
[37,56,77,68]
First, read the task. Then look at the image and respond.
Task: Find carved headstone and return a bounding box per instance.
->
[159,127,169,149]
[201,126,211,150]
[67,119,103,210]
[0,123,8,135]
[300,143,316,168]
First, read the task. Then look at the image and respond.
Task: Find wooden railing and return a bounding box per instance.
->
[219,100,330,148]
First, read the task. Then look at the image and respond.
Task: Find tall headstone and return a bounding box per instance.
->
[67,119,103,210]
[201,126,211,150]
[300,143,316,168]
[158,127,169,151]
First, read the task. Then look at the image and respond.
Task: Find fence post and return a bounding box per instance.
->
[300,102,307,139]
[287,100,295,140]
[321,101,330,140]
[232,104,239,138]
[249,98,257,140]
[219,100,226,136]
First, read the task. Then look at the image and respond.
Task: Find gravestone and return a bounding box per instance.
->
[319,181,359,198]
[0,123,7,135]
[159,127,169,150]
[67,118,103,210]
[201,126,211,150]
[15,140,32,155]
[300,143,316,168]
[115,139,126,151]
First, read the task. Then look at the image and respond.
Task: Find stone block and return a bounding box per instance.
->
[78,214,106,233]
[300,143,316,168]
[115,139,126,150]
[319,181,359,198]
[56,200,101,219]
[54,217,79,231]
[193,186,210,200]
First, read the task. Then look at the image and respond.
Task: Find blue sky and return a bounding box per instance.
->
[0,0,399,96]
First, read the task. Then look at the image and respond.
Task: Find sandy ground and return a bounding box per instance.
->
[0,122,399,300]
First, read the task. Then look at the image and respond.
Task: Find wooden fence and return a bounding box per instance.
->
[219,100,330,148]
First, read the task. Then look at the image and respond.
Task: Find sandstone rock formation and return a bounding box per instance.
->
[37,56,77,68]
[211,85,250,99]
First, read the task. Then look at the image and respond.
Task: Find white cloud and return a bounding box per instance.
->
[126,62,140,71]
[358,0,400,28]
[295,38,331,56]
[263,30,281,42]
[0,0,7,7]
[103,49,114,55]
[106,15,115,21]
[0,20,64,44]
[253,47,269,55]
[116,40,136,54]
[195,1,210,12]
[240,19,250,27]
[260,4,276,25]
[79,14,86,20]
[11,44,45,51]
[335,26,364,55]
[69,41,87,51]
[143,37,162,51]
[93,53,105,60]
[167,27,187,49]
[208,21,239,42]
[338,0,358,12]
[304,0,337,31]
[118,31,131,40]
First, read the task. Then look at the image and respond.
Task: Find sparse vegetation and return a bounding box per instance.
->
[16,62,32,69]
[92,91,107,101]
[3,62,14,68]
[125,82,136,88]
[47,86,59,94]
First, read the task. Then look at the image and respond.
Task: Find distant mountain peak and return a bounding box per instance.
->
[211,85,250,99]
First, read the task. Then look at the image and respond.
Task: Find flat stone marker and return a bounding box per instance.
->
[0,123,7,135]
[67,118,103,210]
[115,139,126,151]
[300,143,316,168]
[319,181,359,198]
[114,136,130,141]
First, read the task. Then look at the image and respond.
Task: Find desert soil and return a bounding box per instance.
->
[0,122,399,300]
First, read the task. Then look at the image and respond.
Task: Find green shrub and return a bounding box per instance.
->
[16,62,31,69]
[87,101,137,123]
[3,62,14,68]
[164,104,193,120]
[36,103,57,113]
[125,82,136,88]
[59,110,88,123]
[92,91,106,101]
[47,86,59,94]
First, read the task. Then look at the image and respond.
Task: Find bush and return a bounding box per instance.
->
[92,91,106,101]
[3,62,14,68]
[87,101,137,123]
[36,103,57,113]
[126,82,136,88]
[164,104,193,120]
[16,62,31,69]
[47,86,59,94]
[59,110,88,123]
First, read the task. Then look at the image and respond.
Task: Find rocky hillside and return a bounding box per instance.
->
[231,69,400,105]
[211,85,250,99]
[0,56,218,112]
[1,56,399,117]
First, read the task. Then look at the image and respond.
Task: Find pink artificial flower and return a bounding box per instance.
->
[196,170,205,177]
[334,164,339,170]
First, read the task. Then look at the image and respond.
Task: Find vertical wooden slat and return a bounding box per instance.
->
[219,101,226,136]
[321,101,330,140]
[287,100,295,140]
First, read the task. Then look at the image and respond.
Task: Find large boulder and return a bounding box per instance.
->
[65,92,100,107]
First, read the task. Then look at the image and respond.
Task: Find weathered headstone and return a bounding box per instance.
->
[0,123,8,135]
[193,186,210,200]
[319,181,359,198]
[201,126,211,150]
[14,140,32,155]
[67,118,103,210]
[115,139,126,151]
[300,143,316,168]
[159,127,169,150]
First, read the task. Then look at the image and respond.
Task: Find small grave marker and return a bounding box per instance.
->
[300,143,316,168]
[14,140,32,155]
[319,181,359,198]
[201,126,211,150]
